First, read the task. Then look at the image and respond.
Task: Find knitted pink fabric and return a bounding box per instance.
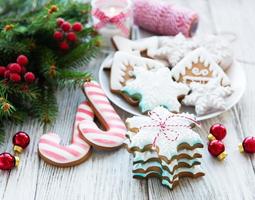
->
[134,0,199,37]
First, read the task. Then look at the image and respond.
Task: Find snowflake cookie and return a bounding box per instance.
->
[125,106,203,163]
[122,67,190,113]
[171,47,231,86]
[182,78,233,116]
[147,33,198,67]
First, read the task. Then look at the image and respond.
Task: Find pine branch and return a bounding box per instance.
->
[56,69,92,89]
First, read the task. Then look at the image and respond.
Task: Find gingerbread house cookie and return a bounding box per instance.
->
[171,47,231,86]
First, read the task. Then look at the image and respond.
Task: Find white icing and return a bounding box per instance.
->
[125,107,203,162]
[122,67,190,113]
[110,51,165,91]
[171,47,231,86]
[112,35,159,53]
[147,33,198,67]
[182,78,233,116]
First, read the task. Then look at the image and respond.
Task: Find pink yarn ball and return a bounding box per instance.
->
[134,0,199,37]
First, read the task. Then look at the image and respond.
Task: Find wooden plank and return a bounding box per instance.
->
[32,55,148,200]
[145,0,255,199]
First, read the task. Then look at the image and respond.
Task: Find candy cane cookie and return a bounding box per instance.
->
[38,101,93,167]
[79,81,127,150]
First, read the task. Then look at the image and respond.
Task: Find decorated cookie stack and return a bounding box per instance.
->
[125,106,204,189]
[109,33,234,116]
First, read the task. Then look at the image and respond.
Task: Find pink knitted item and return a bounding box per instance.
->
[134,0,199,37]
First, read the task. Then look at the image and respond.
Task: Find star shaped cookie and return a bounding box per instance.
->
[182,78,233,116]
[122,67,190,113]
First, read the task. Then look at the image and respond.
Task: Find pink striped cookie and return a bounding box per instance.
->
[38,101,93,167]
[79,81,127,150]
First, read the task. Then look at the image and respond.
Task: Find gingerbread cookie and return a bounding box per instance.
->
[147,33,198,67]
[38,101,92,167]
[133,165,204,190]
[125,107,203,162]
[122,67,190,113]
[195,34,233,71]
[112,35,158,56]
[171,47,231,86]
[79,81,126,150]
[182,78,233,116]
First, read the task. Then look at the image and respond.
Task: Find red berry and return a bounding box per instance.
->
[59,41,69,50]
[61,22,71,32]
[4,70,10,79]
[242,136,255,153]
[0,152,16,170]
[24,72,35,83]
[67,32,77,42]
[17,55,28,66]
[208,140,225,157]
[9,63,22,74]
[13,131,30,150]
[72,22,83,32]
[56,18,65,27]
[209,124,227,141]
[53,31,63,40]
[10,73,21,82]
[0,66,6,77]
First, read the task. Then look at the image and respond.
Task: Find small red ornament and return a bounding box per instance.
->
[0,66,6,77]
[208,140,227,160]
[59,41,69,50]
[24,72,36,83]
[239,136,255,154]
[9,63,22,74]
[0,152,19,170]
[17,55,28,66]
[53,31,63,40]
[21,66,27,74]
[13,131,30,153]
[56,18,65,27]
[72,22,83,32]
[208,124,227,141]
[67,32,77,42]
[10,73,21,82]
[61,22,71,32]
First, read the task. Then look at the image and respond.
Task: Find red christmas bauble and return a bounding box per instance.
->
[0,152,16,170]
[59,41,69,50]
[10,73,21,82]
[67,32,77,42]
[56,18,65,27]
[13,131,30,150]
[53,31,63,41]
[209,124,227,141]
[17,55,28,66]
[242,136,255,153]
[0,66,6,77]
[61,22,71,32]
[9,63,22,74]
[208,140,226,160]
[21,66,27,74]
[72,22,83,32]
[24,72,36,83]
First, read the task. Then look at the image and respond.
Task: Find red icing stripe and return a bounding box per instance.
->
[81,128,125,138]
[92,138,118,145]
[100,108,116,113]
[93,100,110,105]
[85,82,101,89]
[86,91,106,97]
[77,109,94,117]
[39,138,81,157]
[40,149,67,161]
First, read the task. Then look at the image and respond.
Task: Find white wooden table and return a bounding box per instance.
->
[1,0,255,199]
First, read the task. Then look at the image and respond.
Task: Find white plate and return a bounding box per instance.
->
[99,54,246,121]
